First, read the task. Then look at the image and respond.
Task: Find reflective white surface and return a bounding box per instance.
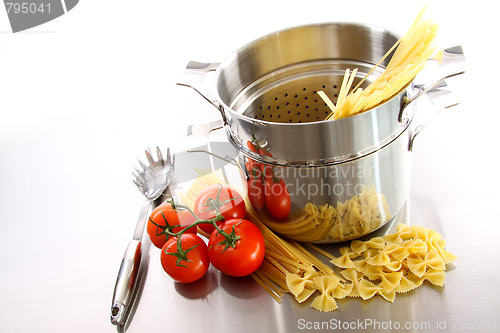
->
[1,1,499,332]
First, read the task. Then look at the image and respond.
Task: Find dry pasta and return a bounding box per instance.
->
[255,223,456,311]
[177,170,456,312]
[252,185,391,243]
[320,6,438,120]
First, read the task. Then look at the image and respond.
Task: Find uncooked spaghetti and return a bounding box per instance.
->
[320,6,438,120]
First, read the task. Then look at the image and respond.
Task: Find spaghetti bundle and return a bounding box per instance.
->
[321,6,438,119]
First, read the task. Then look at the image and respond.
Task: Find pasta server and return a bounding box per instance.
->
[110,147,174,326]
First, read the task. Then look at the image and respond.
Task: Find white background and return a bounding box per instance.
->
[1,1,499,332]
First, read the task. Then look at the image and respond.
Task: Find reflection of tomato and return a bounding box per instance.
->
[261,164,274,180]
[247,167,265,210]
[246,161,262,179]
[265,177,291,220]
[194,184,246,234]
[160,233,209,283]
[247,141,260,154]
[208,219,265,277]
[257,149,274,179]
[262,148,272,157]
[147,203,197,249]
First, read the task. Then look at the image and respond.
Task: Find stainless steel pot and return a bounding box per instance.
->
[178,23,464,243]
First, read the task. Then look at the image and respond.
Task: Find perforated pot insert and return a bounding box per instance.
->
[231,63,379,124]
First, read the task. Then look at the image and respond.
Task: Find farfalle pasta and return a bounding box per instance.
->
[252,185,391,242]
[311,276,352,311]
[286,270,319,303]
[406,250,446,277]
[326,224,456,306]
[274,224,456,311]
[358,279,397,303]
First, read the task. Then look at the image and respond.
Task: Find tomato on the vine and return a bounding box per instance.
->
[207,219,265,277]
[147,202,197,249]
[264,177,291,220]
[160,233,209,283]
[194,184,246,234]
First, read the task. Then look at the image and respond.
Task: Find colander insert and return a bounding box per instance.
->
[230,61,383,124]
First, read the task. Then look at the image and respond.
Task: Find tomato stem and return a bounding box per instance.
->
[165,203,233,264]
[209,223,242,253]
[165,242,200,268]
[149,210,183,239]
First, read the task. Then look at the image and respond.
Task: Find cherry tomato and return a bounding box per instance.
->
[147,202,197,249]
[194,184,246,234]
[264,177,291,220]
[160,233,210,283]
[247,167,265,211]
[207,219,265,277]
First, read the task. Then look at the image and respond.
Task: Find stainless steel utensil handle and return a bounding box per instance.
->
[110,240,142,325]
[110,201,150,326]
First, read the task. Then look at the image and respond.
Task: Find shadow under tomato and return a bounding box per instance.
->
[219,273,263,300]
[174,267,219,299]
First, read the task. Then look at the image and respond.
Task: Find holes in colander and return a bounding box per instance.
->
[252,82,343,123]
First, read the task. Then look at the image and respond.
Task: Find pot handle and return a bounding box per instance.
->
[187,149,249,181]
[408,80,459,151]
[176,61,224,112]
[187,119,224,137]
[399,45,466,122]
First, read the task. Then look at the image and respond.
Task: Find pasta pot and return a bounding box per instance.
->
[177,23,465,243]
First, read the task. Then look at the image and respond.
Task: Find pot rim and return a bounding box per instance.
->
[227,103,414,168]
[213,21,408,127]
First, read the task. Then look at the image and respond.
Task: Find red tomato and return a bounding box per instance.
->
[160,233,209,283]
[147,203,197,249]
[208,219,265,277]
[194,184,246,234]
[264,177,291,220]
[247,168,265,211]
